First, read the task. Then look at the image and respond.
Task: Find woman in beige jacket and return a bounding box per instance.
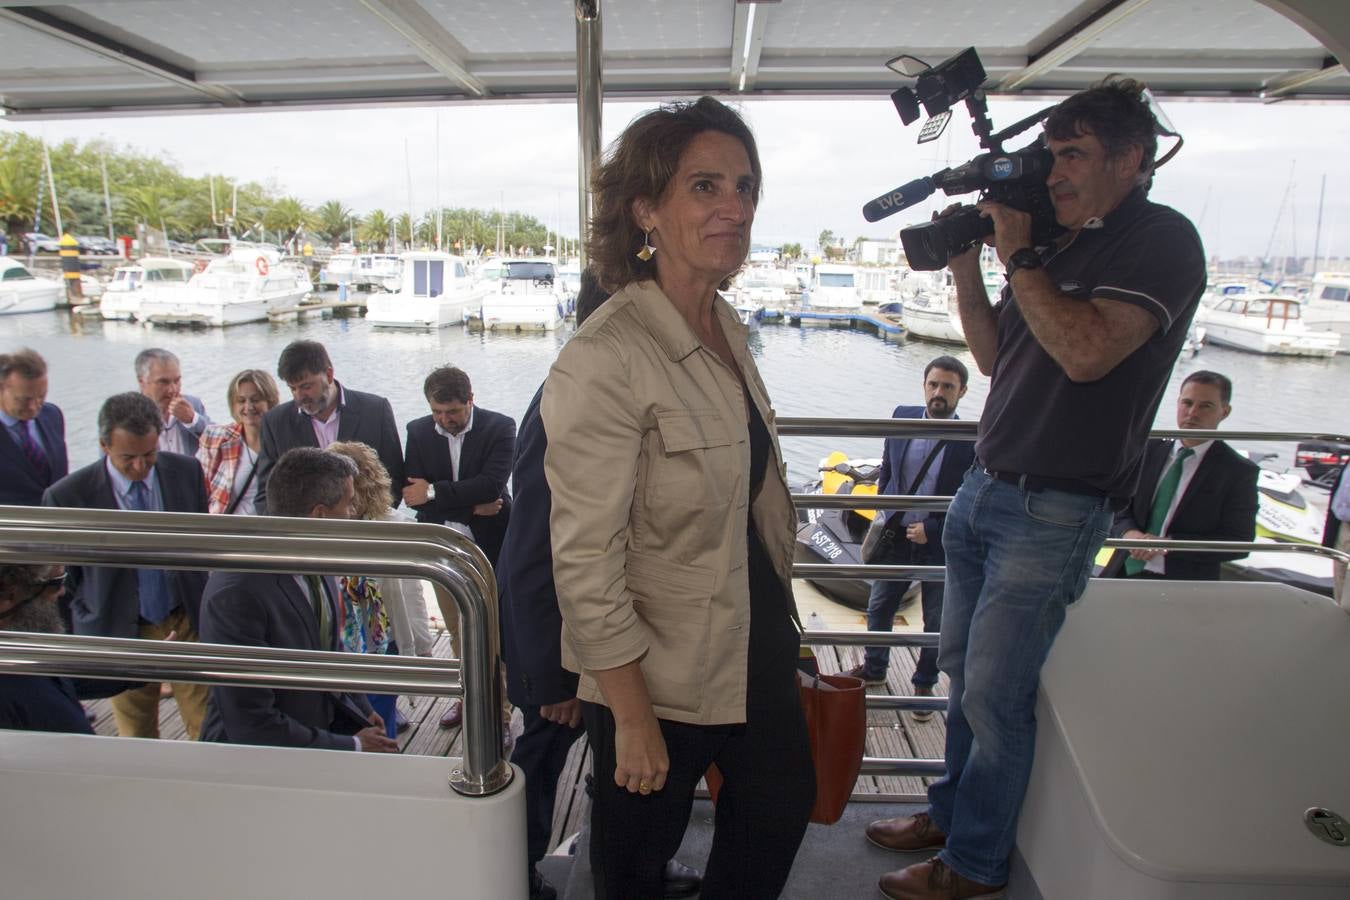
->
[541,97,814,899]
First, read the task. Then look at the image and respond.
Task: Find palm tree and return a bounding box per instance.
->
[123,186,179,238]
[0,152,39,239]
[395,212,414,250]
[262,196,311,248]
[314,199,354,246]
[362,209,392,251]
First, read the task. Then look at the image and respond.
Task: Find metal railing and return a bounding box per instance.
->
[0,505,510,797]
[783,418,1350,785]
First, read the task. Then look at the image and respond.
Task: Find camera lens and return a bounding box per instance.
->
[900,208,993,270]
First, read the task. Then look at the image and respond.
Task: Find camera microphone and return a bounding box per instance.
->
[861,176,937,222]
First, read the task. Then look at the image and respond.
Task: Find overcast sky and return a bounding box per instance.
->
[5,95,1349,260]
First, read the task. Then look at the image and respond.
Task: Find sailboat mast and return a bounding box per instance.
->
[1311,173,1326,277]
[42,138,63,237]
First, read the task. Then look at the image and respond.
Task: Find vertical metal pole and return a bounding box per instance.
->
[101,150,115,241]
[42,138,63,237]
[575,0,602,270]
[1311,172,1326,277]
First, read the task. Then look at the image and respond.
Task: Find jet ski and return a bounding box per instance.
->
[793,452,891,611]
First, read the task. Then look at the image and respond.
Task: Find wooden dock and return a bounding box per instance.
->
[87,582,945,854]
[785,306,908,340]
[267,297,366,321]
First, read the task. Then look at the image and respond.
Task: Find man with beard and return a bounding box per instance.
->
[0,564,137,733]
[846,356,975,722]
[402,364,514,730]
[1103,370,1258,581]
[254,340,404,513]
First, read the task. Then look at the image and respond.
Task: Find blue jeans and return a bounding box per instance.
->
[927,468,1111,886]
[862,540,944,687]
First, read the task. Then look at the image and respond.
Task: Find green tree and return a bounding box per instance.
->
[781,242,802,260]
[362,209,393,251]
[818,229,836,252]
[394,212,415,250]
[262,196,311,247]
[314,199,355,246]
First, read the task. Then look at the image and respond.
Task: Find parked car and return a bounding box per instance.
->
[76,235,118,255]
[22,232,62,253]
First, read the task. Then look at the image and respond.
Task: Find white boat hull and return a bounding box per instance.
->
[902,303,966,345]
[1202,322,1339,357]
[366,287,488,329]
[480,297,563,331]
[0,281,62,315]
[140,286,309,327]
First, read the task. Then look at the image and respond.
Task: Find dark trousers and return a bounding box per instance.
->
[863,539,944,686]
[582,687,814,900]
[511,703,585,865]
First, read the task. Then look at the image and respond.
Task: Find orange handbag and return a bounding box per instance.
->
[705,669,867,825]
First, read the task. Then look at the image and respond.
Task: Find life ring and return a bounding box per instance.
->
[256,257,270,276]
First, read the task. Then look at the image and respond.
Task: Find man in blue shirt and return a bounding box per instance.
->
[847,356,974,723]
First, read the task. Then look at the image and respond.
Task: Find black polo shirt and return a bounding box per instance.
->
[975,188,1206,498]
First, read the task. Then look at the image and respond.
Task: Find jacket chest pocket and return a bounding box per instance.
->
[646,408,736,509]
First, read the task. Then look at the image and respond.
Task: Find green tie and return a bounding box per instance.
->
[306,575,332,648]
[1125,446,1195,576]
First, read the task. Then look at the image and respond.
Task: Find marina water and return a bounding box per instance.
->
[5,311,1348,486]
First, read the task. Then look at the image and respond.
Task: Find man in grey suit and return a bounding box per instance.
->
[135,348,209,457]
[198,447,398,752]
[254,340,404,513]
[42,392,210,739]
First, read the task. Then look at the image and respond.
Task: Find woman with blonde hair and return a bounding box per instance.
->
[328,440,436,735]
[197,369,279,515]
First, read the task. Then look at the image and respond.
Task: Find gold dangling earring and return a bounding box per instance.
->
[636,230,655,261]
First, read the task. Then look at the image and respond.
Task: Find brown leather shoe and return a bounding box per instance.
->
[878,857,1005,899]
[912,683,936,722]
[439,699,463,728]
[843,663,888,686]
[866,811,947,853]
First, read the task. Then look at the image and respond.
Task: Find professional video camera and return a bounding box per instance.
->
[861,48,1062,270]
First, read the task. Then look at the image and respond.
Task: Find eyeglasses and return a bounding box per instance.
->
[1,572,67,620]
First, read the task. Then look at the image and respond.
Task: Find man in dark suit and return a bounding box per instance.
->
[255,339,404,513]
[0,563,138,734]
[403,365,515,565]
[198,447,398,753]
[1105,370,1258,581]
[847,356,976,720]
[42,392,211,739]
[0,348,68,506]
[403,364,515,729]
[135,348,209,457]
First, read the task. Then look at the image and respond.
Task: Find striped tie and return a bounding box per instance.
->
[14,421,51,484]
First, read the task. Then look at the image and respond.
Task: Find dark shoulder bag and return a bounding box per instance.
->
[861,440,947,564]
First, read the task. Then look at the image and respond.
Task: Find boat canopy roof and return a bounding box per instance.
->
[1,1,1348,117]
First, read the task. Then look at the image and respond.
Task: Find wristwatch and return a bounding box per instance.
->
[425,483,437,502]
[1005,247,1042,280]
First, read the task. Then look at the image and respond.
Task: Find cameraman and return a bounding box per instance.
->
[870,78,1206,900]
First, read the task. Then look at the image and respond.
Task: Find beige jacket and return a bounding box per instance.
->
[541,279,801,725]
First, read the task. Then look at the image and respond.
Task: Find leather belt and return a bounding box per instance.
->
[979,464,1108,499]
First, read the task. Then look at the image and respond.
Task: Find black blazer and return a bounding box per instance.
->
[404,406,515,567]
[875,404,976,564]
[0,673,137,735]
[497,387,576,708]
[1106,438,1259,580]
[255,384,405,512]
[1324,464,1345,550]
[41,452,210,637]
[0,403,69,506]
[198,571,374,751]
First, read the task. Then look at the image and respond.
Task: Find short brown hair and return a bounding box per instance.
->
[423,365,472,405]
[226,369,280,421]
[587,96,762,293]
[0,348,47,380]
[277,340,332,383]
